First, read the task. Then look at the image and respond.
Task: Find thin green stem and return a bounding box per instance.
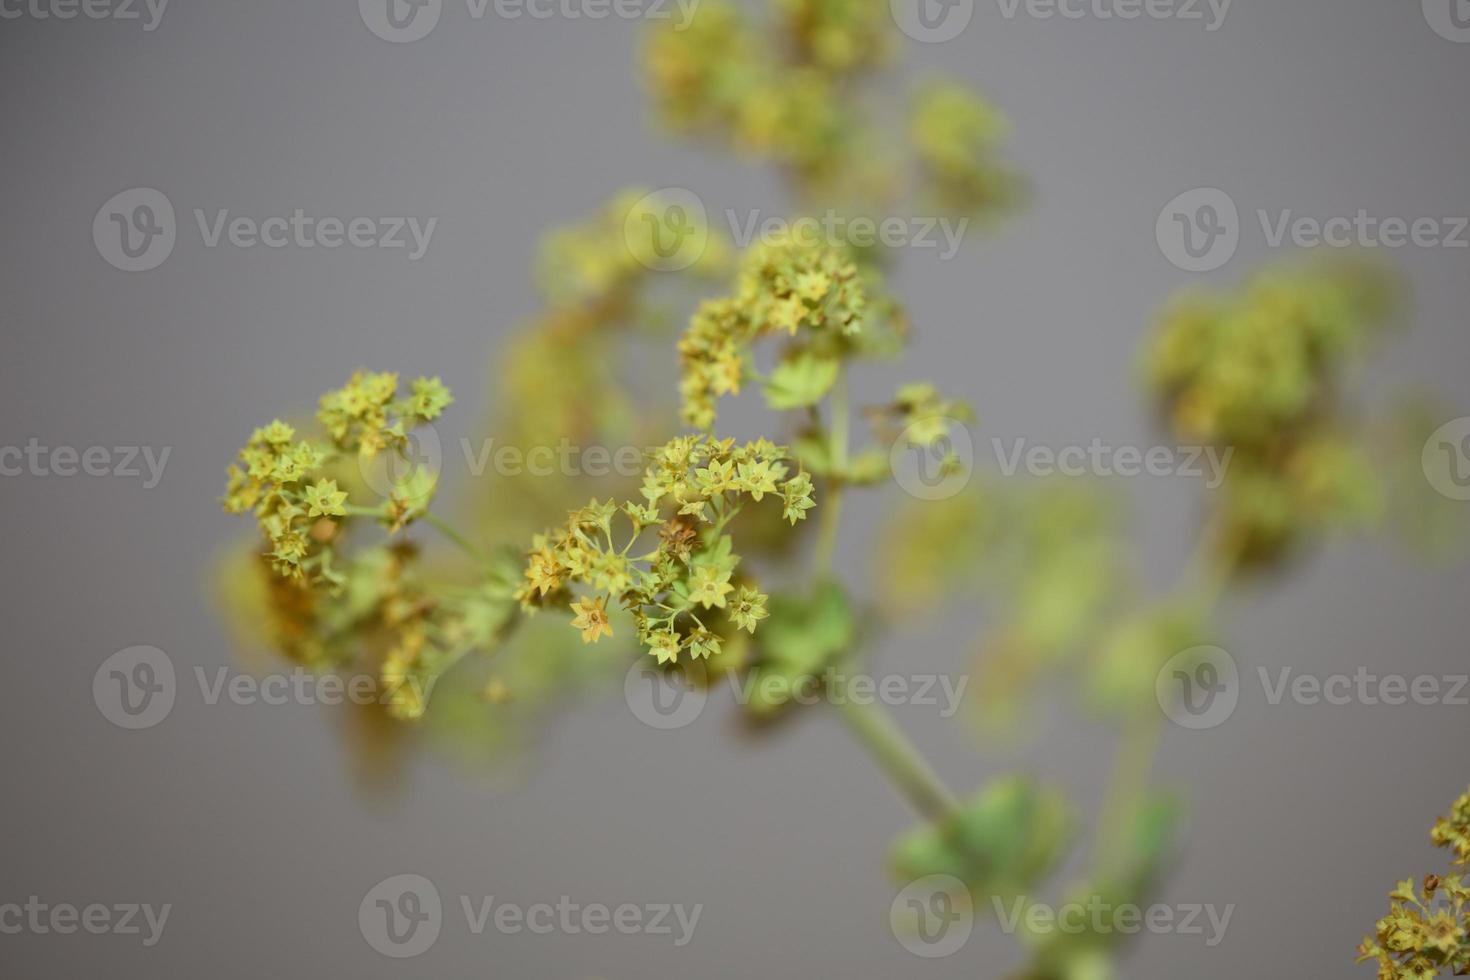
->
[814,373,849,577]
[834,687,959,823]
[425,512,488,564]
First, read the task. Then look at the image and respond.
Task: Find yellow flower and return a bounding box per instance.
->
[570,595,614,644]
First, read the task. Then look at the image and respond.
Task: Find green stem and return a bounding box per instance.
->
[834,688,959,823]
[1092,712,1163,880]
[814,373,849,577]
[425,512,488,564]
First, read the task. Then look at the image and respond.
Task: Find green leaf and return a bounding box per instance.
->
[762,352,840,411]
[891,776,1074,899]
[742,580,855,717]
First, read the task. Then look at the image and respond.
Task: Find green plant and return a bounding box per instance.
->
[215,2,1457,974]
[1358,786,1470,979]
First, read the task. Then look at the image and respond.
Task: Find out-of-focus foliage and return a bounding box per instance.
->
[892,777,1074,900]
[1143,258,1404,568]
[911,81,1028,218]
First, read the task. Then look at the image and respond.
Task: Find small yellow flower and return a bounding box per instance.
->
[570,595,614,644]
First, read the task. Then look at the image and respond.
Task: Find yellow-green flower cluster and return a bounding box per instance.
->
[910,82,1026,217]
[1143,260,1401,567]
[222,371,452,584]
[775,0,891,74]
[679,237,870,428]
[516,435,813,663]
[1357,786,1470,979]
[643,1,856,186]
[1433,789,1470,867]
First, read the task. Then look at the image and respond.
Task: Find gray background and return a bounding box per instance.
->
[2,0,1469,976]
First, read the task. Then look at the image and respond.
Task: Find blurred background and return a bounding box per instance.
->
[2,0,1468,976]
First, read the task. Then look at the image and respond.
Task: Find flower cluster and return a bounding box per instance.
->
[1433,789,1470,868]
[1143,260,1402,568]
[643,1,854,187]
[910,82,1026,217]
[679,236,873,428]
[774,0,891,74]
[1356,786,1470,979]
[516,435,814,663]
[222,371,451,585]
